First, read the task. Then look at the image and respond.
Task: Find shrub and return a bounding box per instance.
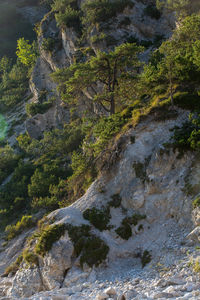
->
[4,255,23,276]
[193,197,200,208]
[83,207,111,231]
[5,215,35,241]
[41,37,57,52]
[66,224,109,267]
[109,193,122,208]
[143,4,161,20]
[193,259,200,272]
[55,5,81,31]
[115,222,132,240]
[141,250,151,268]
[133,161,147,183]
[0,145,18,184]
[22,249,39,266]
[26,100,53,116]
[173,92,200,111]
[35,223,66,256]
[80,235,109,267]
[82,0,134,27]
[125,213,146,226]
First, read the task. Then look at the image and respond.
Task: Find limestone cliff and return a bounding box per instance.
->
[1,109,200,299]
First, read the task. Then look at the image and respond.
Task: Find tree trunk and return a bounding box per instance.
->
[110,95,115,115]
[169,79,174,107]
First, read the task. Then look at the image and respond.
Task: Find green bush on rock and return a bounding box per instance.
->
[83,207,111,231]
[35,223,66,256]
[66,224,109,267]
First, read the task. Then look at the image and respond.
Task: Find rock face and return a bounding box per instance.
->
[2,109,200,299]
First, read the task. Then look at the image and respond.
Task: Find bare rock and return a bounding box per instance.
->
[104,287,117,296]
[186,226,200,243]
[41,235,74,289]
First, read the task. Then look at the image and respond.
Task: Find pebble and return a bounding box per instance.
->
[104,287,117,296]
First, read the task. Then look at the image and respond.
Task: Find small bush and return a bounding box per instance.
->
[23,249,39,266]
[109,193,122,208]
[126,213,146,226]
[35,223,66,256]
[66,224,109,267]
[26,100,53,116]
[41,37,57,52]
[4,255,23,276]
[173,92,200,111]
[115,222,132,240]
[143,5,161,20]
[55,5,80,31]
[193,197,200,208]
[193,259,200,272]
[133,161,147,183]
[141,250,151,268]
[5,215,35,241]
[82,0,134,27]
[80,236,109,267]
[83,207,111,231]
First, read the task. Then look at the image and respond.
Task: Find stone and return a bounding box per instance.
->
[125,290,138,300]
[153,292,175,299]
[117,295,126,300]
[186,227,200,243]
[97,293,109,300]
[104,287,117,296]
[7,268,43,298]
[41,236,74,289]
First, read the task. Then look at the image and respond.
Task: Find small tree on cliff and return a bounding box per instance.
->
[52,43,143,115]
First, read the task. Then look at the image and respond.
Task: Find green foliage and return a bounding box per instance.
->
[115,221,132,240]
[55,5,80,30]
[5,215,35,241]
[193,197,200,208]
[0,161,35,227]
[125,213,146,226]
[193,259,200,272]
[52,43,143,115]
[35,223,66,256]
[0,58,29,109]
[82,0,134,27]
[156,0,200,17]
[66,224,109,267]
[22,249,39,266]
[169,120,195,153]
[115,213,146,240]
[26,100,53,116]
[0,145,18,184]
[133,159,150,183]
[66,224,92,255]
[109,194,122,208]
[89,114,126,156]
[141,250,152,268]
[4,255,23,276]
[83,207,111,231]
[16,38,38,67]
[173,92,200,111]
[41,37,57,52]
[143,4,161,20]
[79,235,109,267]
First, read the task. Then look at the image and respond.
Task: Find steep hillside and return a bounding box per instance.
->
[1,0,200,299]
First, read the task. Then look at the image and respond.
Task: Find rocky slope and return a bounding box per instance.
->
[1,1,200,300]
[1,109,200,299]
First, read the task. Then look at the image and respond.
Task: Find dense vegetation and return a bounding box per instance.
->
[1,0,200,269]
